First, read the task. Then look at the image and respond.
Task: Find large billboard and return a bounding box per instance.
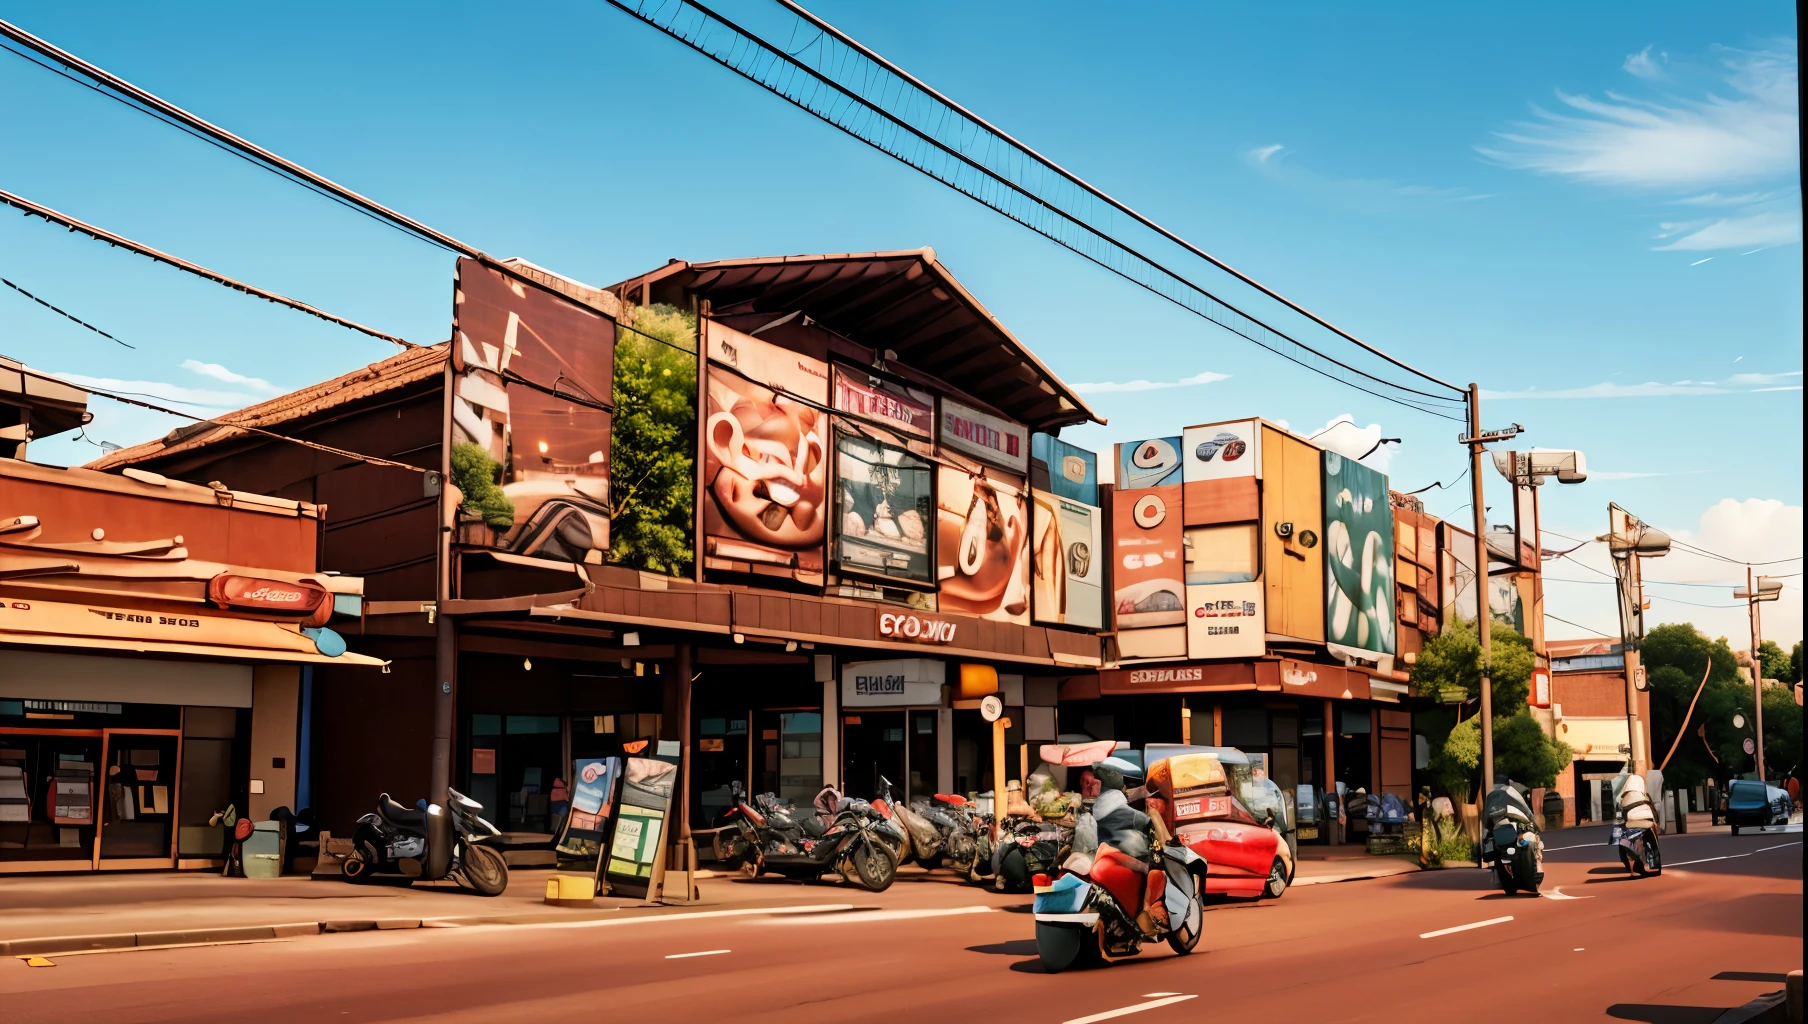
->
[941,397,1029,474]
[1323,451,1396,656]
[452,258,614,562]
[935,467,1030,622]
[832,365,934,439]
[832,432,934,587]
[1113,438,1186,651]
[701,324,830,581]
[1030,435,1102,629]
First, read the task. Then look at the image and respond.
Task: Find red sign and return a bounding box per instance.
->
[208,574,330,625]
[1529,669,1551,708]
[940,398,1028,473]
[877,610,959,644]
[832,367,934,438]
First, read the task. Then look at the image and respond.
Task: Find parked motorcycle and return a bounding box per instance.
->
[871,776,953,868]
[728,784,899,892]
[1614,771,1663,876]
[1033,758,1206,972]
[993,816,1072,893]
[343,789,508,896]
[1480,777,1543,895]
[929,794,989,879]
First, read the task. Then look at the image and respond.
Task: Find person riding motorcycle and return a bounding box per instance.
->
[1090,760,1167,930]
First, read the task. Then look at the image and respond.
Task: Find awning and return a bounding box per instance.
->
[0,631,387,667]
[0,596,387,667]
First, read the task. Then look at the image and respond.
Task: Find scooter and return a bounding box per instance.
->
[1614,771,1663,876]
[729,786,899,892]
[1480,778,1543,895]
[873,776,955,868]
[343,789,508,896]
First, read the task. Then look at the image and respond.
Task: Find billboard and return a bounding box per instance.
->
[701,325,830,580]
[1032,492,1103,629]
[935,467,1030,622]
[832,365,934,438]
[1113,437,1186,633]
[941,397,1029,474]
[1186,581,1265,659]
[1031,434,1098,505]
[832,432,934,587]
[452,257,615,562]
[1323,451,1396,656]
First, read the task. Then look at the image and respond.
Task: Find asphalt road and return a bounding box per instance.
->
[6,826,1800,1024]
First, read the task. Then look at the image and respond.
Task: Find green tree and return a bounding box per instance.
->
[1411,618,1536,709]
[1412,620,1568,798]
[1789,642,1802,686]
[1425,711,1573,796]
[1757,640,1791,683]
[1641,623,1743,787]
[606,304,698,577]
[451,441,514,529]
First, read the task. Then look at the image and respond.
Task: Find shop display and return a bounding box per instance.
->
[934,467,1030,623]
[833,433,934,586]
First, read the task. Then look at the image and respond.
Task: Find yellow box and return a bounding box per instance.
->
[544,874,596,906]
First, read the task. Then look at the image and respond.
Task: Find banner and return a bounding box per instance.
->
[1186,581,1266,659]
[1323,451,1396,655]
[553,756,619,870]
[832,365,934,438]
[453,258,614,562]
[935,468,1030,623]
[833,432,934,587]
[940,397,1029,474]
[701,325,830,580]
[605,757,677,892]
[1032,492,1102,629]
[1113,437,1185,631]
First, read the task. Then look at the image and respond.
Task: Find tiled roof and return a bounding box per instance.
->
[86,342,447,471]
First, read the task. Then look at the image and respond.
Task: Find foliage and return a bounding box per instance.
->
[1425,710,1572,795]
[1757,640,1792,683]
[1791,642,1803,686]
[1643,622,1755,787]
[606,304,697,577]
[450,442,514,529]
[1411,618,1536,710]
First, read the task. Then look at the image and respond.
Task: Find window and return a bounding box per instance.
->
[1184,524,1258,585]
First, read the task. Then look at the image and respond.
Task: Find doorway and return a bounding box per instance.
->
[841,711,905,801]
[99,731,181,863]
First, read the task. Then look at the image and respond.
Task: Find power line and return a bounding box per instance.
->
[1668,539,1802,567]
[1546,612,1619,637]
[1,187,418,349]
[2,275,133,348]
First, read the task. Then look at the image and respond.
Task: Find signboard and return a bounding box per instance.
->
[1185,581,1265,659]
[702,325,830,581]
[1113,438,1186,632]
[1031,492,1102,629]
[940,397,1029,473]
[207,575,330,624]
[841,658,946,706]
[832,365,934,438]
[553,755,620,871]
[1182,420,1260,481]
[453,258,614,563]
[1031,434,1098,505]
[1323,451,1396,656]
[1277,659,1367,700]
[935,468,1030,623]
[1530,669,1551,708]
[833,433,934,587]
[605,757,677,896]
[877,610,960,644]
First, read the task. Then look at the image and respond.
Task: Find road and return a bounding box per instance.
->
[5,825,1799,1024]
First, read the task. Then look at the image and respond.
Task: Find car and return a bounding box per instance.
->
[1145,745,1296,900]
[1725,779,1792,834]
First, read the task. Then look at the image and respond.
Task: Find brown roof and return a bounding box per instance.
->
[1547,636,1622,658]
[86,343,447,472]
[610,249,1104,432]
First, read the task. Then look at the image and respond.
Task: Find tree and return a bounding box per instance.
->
[606,305,697,577]
[450,442,514,529]
[1411,618,1536,710]
[1757,640,1791,683]
[1790,641,1803,686]
[1413,620,1568,799]
[1425,711,1573,797]
[1642,623,1743,787]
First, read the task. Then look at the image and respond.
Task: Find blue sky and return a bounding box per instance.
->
[0,1,1799,643]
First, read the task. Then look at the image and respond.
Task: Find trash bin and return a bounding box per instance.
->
[1542,791,1565,831]
[243,820,283,878]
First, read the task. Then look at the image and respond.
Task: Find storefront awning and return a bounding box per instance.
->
[0,596,388,668]
[0,631,388,667]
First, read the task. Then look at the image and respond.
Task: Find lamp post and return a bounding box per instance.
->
[1603,505,1671,773]
[1733,571,1782,782]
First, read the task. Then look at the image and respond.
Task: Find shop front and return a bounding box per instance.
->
[838,657,946,802]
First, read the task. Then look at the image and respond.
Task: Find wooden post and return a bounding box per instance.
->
[992,716,1011,838]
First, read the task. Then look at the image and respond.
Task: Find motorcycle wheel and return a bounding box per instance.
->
[1619,849,1636,874]
[849,839,898,893]
[1514,846,1540,894]
[1262,857,1290,899]
[461,844,508,897]
[1166,890,1204,956]
[1494,863,1517,895]
[1646,840,1662,874]
[342,849,374,883]
[1036,922,1095,974]
[711,831,740,868]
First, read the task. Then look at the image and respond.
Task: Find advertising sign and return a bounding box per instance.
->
[1031,492,1103,629]
[877,610,960,643]
[206,575,331,625]
[833,433,934,587]
[1322,451,1396,656]
[832,365,934,438]
[553,756,619,870]
[453,258,615,563]
[940,397,1029,474]
[935,468,1031,623]
[605,757,677,895]
[702,325,830,580]
[841,658,947,707]
[1113,437,1186,630]
[1186,581,1265,659]
[1031,434,1098,505]
[1182,420,1259,481]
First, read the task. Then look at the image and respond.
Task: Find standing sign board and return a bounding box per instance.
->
[605,757,678,897]
[553,756,620,872]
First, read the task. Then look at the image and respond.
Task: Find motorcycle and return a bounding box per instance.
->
[1480,778,1543,895]
[992,816,1072,893]
[343,789,508,896]
[1033,758,1206,972]
[1613,771,1663,876]
[729,784,899,892]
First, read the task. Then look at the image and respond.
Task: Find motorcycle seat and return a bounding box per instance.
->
[377,794,426,827]
[933,793,968,807]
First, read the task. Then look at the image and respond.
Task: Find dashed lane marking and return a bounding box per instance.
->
[1063,994,1198,1024]
[1540,887,1591,900]
[665,949,731,959]
[753,906,994,925]
[1420,915,1514,939]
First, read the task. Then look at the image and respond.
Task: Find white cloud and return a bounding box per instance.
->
[1724,370,1802,386]
[51,373,261,413]
[1624,46,1665,81]
[1305,414,1396,471]
[1241,145,1492,204]
[1675,190,1780,206]
[1585,469,1697,481]
[179,359,282,395]
[1250,143,1284,164]
[1072,370,1230,394]
[1653,209,1803,251]
[1485,369,1801,400]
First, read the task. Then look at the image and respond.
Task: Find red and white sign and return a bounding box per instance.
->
[1529,669,1551,708]
[877,610,959,644]
[208,574,330,625]
[832,367,934,437]
[940,398,1028,473]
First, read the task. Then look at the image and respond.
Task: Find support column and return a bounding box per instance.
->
[673,644,694,845]
[430,358,456,802]
[819,654,840,790]
[936,707,953,795]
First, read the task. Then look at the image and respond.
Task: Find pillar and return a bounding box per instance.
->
[820,656,840,790]
[936,707,954,795]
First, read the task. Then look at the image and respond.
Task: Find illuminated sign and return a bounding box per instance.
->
[877,610,959,644]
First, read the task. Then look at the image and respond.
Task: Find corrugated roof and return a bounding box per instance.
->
[86,343,448,472]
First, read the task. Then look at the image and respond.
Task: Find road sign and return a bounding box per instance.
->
[1734,713,1746,729]
[1743,737,1756,755]
[980,694,1004,722]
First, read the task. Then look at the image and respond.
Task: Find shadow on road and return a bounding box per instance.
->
[967,939,1038,956]
[1605,1004,1726,1024]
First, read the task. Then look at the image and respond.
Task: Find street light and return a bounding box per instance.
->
[1602,504,1671,772]
[1733,572,1781,782]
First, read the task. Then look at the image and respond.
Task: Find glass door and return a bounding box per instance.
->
[841,711,905,802]
[907,710,938,802]
[1,730,103,868]
[99,731,180,865]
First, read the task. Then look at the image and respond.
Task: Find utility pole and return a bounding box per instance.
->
[1606,504,1669,773]
[1465,384,1494,791]
[1735,570,1783,782]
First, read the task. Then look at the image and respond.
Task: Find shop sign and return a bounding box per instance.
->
[1182,419,1260,482]
[1130,666,1203,685]
[1276,658,1365,700]
[1113,437,1185,632]
[841,657,946,707]
[208,574,330,624]
[940,397,1028,473]
[877,610,959,644]
[833,366,934,437]
[1185,581,1265,659]
[0,597,323,656]
[1099,661,1262,694]
[1031,434,1098,506]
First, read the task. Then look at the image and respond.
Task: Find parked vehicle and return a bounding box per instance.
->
[927,793,989,879]
[727,783,899,891]
[1033,758,1206,972]
[871,776,950,868]
[1480,778,1543,895]
[343,789,508,896]
[1142,745,1295,899]
[992,816,1071,893]
[1614,772,1662,876]
[1726,779,1793,834]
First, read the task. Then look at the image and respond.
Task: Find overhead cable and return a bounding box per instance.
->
[2,275,133,348]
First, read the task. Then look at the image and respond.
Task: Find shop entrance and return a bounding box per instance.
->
[2,727,180,869]
[841,709,938,802]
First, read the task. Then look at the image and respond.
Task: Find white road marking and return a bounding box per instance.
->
[1420,916,1514,939]
[1063,994,1198,1024]
[1668,854,1738,867]
[1540,887,1591,900]
[1142,992,1183,998]
[469,904,858,932]
[754,906,994,925]
[1753,841,1802,853]
[1573,948,1585,952]
[664,949,731,959]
